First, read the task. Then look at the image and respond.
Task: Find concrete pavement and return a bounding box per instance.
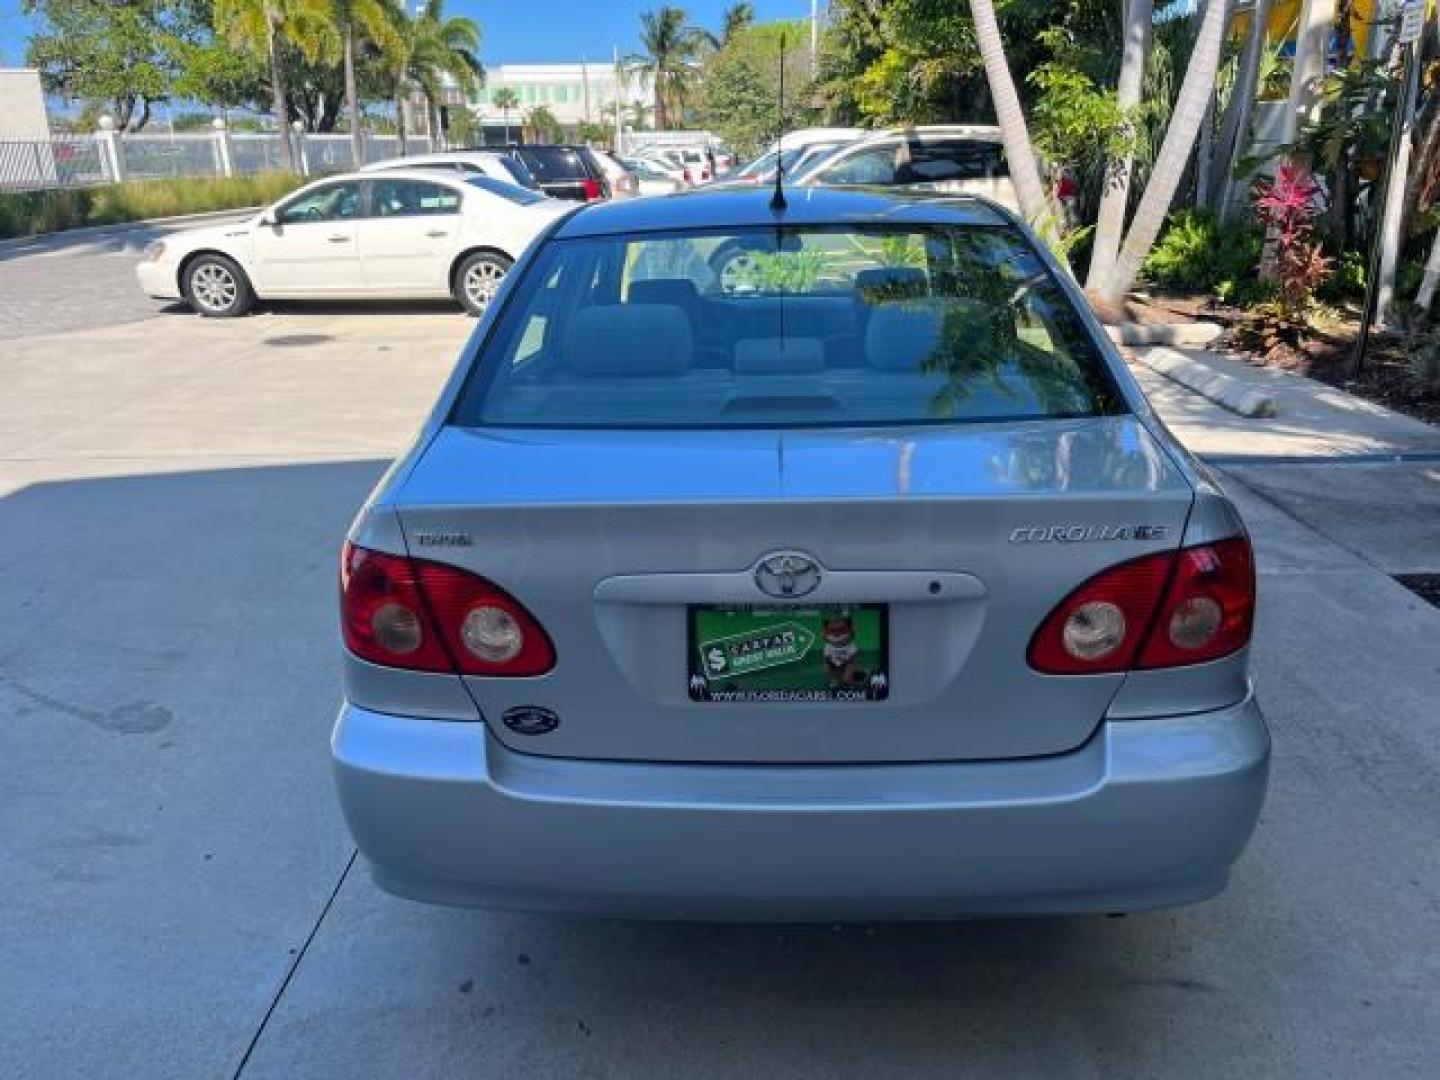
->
[1,241,1438,1078]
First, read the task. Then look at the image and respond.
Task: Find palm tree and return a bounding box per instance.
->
[631,7,707,131]
[215,0,334,173]
[1086,0,1153,292]
[1099,0,1234,303]
[326,0,403,166]
[492,86,519,143]
[389,0,483,153]
[721,3,755,45]
[1211,0,1273,219]
[965,0,1052,226]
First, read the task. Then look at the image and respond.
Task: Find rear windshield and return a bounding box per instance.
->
[453,224,1123,429]
[496,157,539,188]
[465,175,547,205]
[516,146,588,181]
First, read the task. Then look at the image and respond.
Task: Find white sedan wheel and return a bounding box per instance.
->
[458,254,512,316]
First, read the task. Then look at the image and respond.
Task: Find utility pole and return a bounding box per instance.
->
[582,55,591,126]
[613,46,624,153]
[810,0,820,78]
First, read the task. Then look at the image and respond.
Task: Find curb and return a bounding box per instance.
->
[1134,346,1277,419]
[0,207,261,254]
[1105,321,1224,347]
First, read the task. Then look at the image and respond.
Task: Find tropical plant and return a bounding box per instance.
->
[523,105,564,144]
[1249,162,1331,323]
[387,0,483,154]
[326,0,403,165]
[631,6,709,130]
[1098,0,1232,303]
[1142,208,1266,303]
[215,0,336,172]
[721,3,756,45]
[492,86,519,142]
[1084,0,1151,291]
[699,20,817,157]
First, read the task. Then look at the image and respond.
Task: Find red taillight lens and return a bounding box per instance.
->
[682,168,692,184]
[1027,537,1255,674]
[1137,537,1254,669]
[341,543,555,676]
[580,178,602,200]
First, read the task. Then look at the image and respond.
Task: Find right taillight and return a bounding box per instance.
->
[1137,537,1254,669]
[341,543,555,676]
[1028,537,1255,674]
[580,178,602,200]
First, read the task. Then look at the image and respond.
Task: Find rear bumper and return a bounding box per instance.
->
[332,697,1269,921]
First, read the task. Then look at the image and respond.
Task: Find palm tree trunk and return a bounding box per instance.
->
[395,90,408,156]
[344,25,363,166]
[1211,0,1271,219]
[1086,0,1152,291]
[266,16,298,173]
[1282,0,1335,143]
[1099,0,1233,304]
[965,0,1052,226]
[654,70,668,132]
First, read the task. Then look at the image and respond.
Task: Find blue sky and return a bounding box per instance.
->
[1,2,812,68]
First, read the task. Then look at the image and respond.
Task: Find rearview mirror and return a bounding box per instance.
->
[257,210,278,228]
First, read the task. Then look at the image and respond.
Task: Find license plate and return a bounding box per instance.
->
[688,604,889,703]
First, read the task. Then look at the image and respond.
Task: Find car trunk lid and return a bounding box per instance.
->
[396,416,1193,763]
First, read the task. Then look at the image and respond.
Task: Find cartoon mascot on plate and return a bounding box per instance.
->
[822,614,863,688]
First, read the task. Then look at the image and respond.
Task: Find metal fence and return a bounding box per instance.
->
[0,127,435,193]
[0,135,110,190]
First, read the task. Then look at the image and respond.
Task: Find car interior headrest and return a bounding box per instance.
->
[864,300,949,371]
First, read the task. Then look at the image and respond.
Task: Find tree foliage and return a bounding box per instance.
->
[698,20,817,157]
[21,0,198,129]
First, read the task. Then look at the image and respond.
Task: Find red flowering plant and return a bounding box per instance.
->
[1251,162,1333,322]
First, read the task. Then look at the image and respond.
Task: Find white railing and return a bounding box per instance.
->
[0,119,437,192]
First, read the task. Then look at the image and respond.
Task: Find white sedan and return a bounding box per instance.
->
[136,169,570,317]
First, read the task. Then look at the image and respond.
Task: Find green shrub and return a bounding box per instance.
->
[1320,248,1367,303]
[0,174,304,240]
[1142,208,1268,305]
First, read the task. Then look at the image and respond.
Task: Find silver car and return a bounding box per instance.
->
[333,188,1269,921]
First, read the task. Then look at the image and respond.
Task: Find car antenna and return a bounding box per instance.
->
[770,30,788,212]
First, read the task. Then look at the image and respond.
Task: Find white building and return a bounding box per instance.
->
[469,62,652,143]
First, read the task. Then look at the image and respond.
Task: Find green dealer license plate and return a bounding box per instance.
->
[688,604,889,703]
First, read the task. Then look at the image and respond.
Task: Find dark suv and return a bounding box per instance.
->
[503,145,611,202]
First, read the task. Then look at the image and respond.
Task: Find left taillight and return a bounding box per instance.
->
[341,543,555,676]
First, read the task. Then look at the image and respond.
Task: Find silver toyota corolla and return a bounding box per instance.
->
[333,188,1269,921]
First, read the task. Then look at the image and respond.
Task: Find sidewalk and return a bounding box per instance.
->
[1128,345,1440,461]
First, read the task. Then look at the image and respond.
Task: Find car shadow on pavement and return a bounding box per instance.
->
[153,298,466,319]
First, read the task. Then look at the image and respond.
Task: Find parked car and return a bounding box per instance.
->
[504,144,611,201]
[591,150,640,200]
[361,150,541,191]
[630,150,694,188]
[619,156,683,196]
[792,125,1019,211]
[726,128,867,187]
[332,187,1270,921]
[136,169,571,318]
